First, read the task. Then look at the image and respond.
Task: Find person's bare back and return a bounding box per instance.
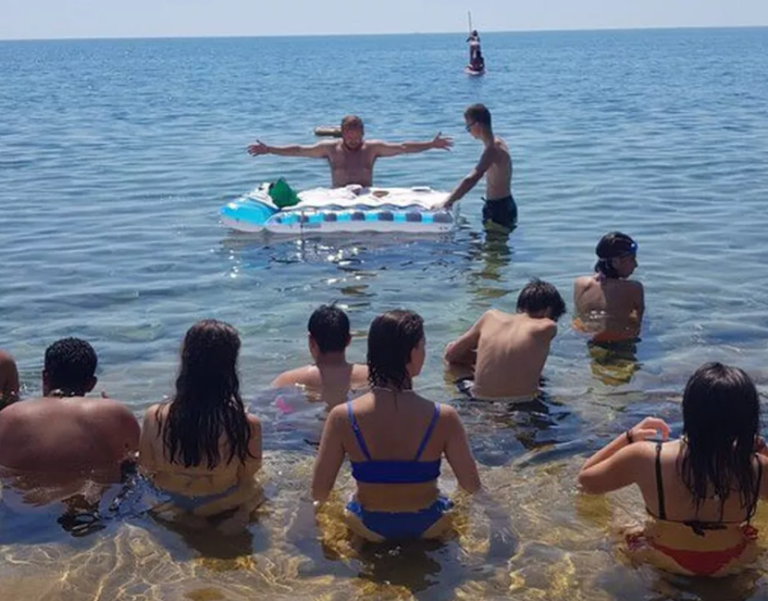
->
[447,310,557,399]
[445,280,566,400]
[271,362,369,408]
[270,304,369,408]
[0,396,139,474]
[574,276,644,341]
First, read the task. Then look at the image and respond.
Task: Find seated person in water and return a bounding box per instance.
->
[247,115,453,188]
[444,279,566,400]
[312,309,481,542]
[573,231,644,343]
[0,349,20,409]
[0,338,139,494]
[439,104,516,233]
[271,304,368,408]
[140,320,262,522]
[578,363,768,577]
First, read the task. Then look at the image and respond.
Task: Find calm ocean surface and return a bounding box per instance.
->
[1,28,768,600]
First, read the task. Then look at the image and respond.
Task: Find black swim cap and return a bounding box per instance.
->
[596,232,637,260]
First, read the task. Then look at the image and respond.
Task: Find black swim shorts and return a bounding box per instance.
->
[482,196,518,231]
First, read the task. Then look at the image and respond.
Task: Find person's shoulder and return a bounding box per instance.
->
[327,400,352,425]
[85,396,138,423]
[271,365,315,387]
[351,363,369,382]
[482,308,506,320]
[574,274,593,287]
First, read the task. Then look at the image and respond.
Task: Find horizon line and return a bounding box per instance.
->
[1,24,766,43]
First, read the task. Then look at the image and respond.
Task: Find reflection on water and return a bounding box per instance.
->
[587,339,642,387]
[464,228,515,307]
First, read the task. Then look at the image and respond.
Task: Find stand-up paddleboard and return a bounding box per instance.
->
[465,66,485,76]
[220,183,455,236]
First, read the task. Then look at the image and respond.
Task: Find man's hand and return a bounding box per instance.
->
[247,140,269,156]
[431,132,454,151]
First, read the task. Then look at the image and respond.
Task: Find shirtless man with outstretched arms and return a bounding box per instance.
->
[248,115,452,188]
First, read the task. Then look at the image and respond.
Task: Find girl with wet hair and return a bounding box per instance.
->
[594,231,639,280]
[312,309,480,542]
[139,319,262,521]
[578,362,768,577]
[573,231,644,343]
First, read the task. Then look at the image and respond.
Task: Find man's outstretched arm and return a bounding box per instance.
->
[370,132,453,158]
[247,140,331,158]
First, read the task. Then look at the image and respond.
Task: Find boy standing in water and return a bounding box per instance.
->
[440,104,516,232]
[271,304,368,408]
[444,279,566,400]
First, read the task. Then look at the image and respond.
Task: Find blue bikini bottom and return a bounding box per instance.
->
[346,496,453,540]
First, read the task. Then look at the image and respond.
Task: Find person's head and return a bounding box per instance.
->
[162,319,251,469]
[471,29,478,37]
[367,310,425,391]
[681,362,761,518]
[594,232,638,279]
[43,338,98,396]
[516,279,567,321]
[308,304,351,359]
[340,115,364,151]
[464,104,492,138]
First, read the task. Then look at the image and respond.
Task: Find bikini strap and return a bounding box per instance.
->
[655,441,667,520]
[414,403,441,461]
[347,401,372,461]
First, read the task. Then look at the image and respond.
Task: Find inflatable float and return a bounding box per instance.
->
[220,183,455,235]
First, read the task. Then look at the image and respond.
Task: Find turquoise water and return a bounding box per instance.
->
[1,28,768,600]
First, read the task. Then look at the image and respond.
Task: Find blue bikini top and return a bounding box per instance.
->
[347,400,442,484]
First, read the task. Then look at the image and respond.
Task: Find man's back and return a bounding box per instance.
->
[0,396,139,473]
[473,310,556,399]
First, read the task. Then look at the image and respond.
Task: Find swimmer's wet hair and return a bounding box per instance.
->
[367,309,424,391]
[464,104,491,128]
[594,231,637,278]
[341,115,364,131]
[682,362,761,520]
[309,304,350,354]
[44,338,97,395]
[162,319,252,469]
[516,279,566,321]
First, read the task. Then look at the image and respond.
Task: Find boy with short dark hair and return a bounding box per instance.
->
[444,279,566,399]
[271,304,368,408]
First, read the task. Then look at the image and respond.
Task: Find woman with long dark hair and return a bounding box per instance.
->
[578,362,768,576]
[140,320,262,519]
[573,231,644,343]
[312,309,480,542]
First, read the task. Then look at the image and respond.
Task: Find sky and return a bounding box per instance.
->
[1,0,766,40]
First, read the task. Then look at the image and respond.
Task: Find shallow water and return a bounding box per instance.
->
[1,28,768,600]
